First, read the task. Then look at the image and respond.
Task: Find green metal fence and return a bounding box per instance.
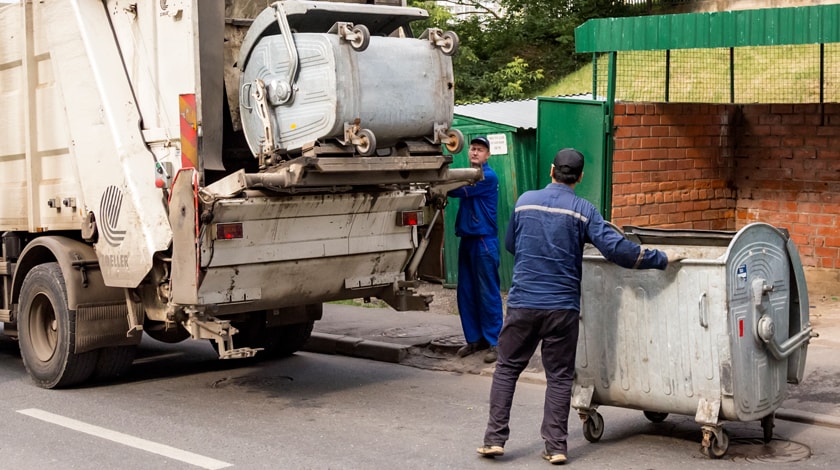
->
[579,4,840,104]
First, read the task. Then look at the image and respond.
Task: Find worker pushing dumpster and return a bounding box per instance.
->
[572,222,815,458]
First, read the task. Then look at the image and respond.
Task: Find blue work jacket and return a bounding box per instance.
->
[505,183,667,311]
[447,162,498,238]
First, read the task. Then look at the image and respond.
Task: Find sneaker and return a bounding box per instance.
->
[483,346,498,363]
[476,445,504,458]
[456,342,481,357]
[542,449,567,465]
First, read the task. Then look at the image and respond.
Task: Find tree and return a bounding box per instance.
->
[408,0,640,103]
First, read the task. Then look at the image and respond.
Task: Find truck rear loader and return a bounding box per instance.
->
[0,0,477,388]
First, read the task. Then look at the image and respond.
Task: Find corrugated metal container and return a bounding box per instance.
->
[441,100,538,291]
[573,223,813,458]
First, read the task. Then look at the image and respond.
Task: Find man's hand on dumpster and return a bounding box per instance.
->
[662,249,685,264]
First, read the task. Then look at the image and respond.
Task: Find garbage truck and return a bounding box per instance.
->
[0,0,477,388]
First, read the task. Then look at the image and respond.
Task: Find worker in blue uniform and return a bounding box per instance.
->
[447,136,504,364]
[476,148,678,465]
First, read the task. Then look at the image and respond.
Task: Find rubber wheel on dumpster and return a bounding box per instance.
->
[444,129,464,154]
[703,429,729,459]
[18,263,98,389]
[582,412,604,442]
[355,128,377,156]
[349,24,370,51]
[440,31,459,56]
[643,411,669,423]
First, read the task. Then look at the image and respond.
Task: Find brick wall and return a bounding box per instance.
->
[735,104,840,270]
[610,102,840,273]
[612,103,737,230]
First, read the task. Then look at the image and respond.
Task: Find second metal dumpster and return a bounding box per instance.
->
[572,223,814,458]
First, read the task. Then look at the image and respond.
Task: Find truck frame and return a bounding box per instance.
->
[0,0,476,388]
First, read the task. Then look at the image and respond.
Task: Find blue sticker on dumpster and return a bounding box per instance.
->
[737,264,747,283]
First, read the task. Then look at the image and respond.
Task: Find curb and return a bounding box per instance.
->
[304,332,408,363]
[775,408,840,429]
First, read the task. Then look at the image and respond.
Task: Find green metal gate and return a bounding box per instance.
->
[537,96,612,216]
[442,122,537,291]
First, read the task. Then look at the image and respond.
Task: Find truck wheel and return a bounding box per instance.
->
[144,319,191,343]
[643,411,668,423]
[213,316,315,360]
[18,263,98,388]
[92,345,137,381]
[269,321,315,358]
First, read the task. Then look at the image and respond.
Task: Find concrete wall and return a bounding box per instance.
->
[610,102,840,294]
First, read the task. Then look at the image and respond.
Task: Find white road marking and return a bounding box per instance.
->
[17,408,233,469]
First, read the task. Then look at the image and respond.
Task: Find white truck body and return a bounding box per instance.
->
[0,0,475,388]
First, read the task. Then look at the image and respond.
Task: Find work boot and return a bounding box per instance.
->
[476,444,504,458]
[541,448,567,465]
[483,346,498,363]
[456,342,481,357]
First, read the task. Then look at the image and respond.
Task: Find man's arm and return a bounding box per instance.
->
[505,211,516,255]
[447,169,497,199]
[586,212,667,270]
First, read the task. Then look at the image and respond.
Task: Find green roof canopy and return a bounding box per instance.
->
[576,4,840,53]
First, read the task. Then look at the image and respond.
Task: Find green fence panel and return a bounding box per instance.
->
[443,118,537,292]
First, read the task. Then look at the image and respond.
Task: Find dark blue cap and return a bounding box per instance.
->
[470,136,490,149]
[553,148,584,176]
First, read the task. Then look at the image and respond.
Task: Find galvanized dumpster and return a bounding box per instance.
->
[572,223,814,458]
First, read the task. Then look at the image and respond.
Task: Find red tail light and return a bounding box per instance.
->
[216,223,244,240]
[398,210,424,226]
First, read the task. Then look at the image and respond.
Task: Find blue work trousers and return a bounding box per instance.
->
[483,307,580,455]
[456,236,503,346]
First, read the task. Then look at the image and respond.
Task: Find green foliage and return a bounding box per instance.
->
[486,57,544,100]
[408,0,642,103]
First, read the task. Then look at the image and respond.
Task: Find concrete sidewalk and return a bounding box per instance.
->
[303,285,840,429]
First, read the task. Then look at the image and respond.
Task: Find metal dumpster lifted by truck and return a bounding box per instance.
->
[0,0,476,388]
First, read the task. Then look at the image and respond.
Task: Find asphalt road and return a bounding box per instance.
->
[0,334,838,469]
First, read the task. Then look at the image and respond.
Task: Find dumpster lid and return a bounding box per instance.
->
[622,226,738,246]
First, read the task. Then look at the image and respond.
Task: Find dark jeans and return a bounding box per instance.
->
[483,307,580,455]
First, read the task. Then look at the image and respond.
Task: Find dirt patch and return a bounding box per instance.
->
[416,281,509,317]
[415,282,460,316]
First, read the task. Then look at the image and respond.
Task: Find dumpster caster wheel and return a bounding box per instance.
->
[440,31,459,56]
[582,412,604,443]
[444,128,464,154]
[701,428,729,459]
[355,128,376,156]
[643,411,668,423]
[761,414,775,443]
[349,24,370,52]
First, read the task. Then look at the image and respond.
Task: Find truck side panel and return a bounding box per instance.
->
[0,2,80,232]
[43,0,171,286]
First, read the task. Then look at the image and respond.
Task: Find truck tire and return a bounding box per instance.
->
[223,318,315,360]
[269,321,315,358]
[18,263,98,388]
[92,345,137,381]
